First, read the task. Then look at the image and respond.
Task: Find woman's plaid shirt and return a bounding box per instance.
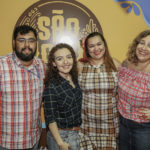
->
[0,53,45,149]
[118,67,150,123]
[43,76,82,129]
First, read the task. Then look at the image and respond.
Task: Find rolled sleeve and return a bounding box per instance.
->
[43,83,58,127]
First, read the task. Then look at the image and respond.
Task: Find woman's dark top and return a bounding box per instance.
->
[43,76,82,129]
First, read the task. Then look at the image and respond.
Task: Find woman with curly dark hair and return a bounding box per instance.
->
[118,30,150,150]
[43,43,82,150]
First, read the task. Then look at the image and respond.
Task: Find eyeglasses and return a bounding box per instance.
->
[16,38,37,44]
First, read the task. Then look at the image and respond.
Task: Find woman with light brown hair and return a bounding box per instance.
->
[118,30,150,150]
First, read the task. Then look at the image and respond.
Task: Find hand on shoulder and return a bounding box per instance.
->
[77,61,84,74]
[121,59,129,67]
[112,58,121,69]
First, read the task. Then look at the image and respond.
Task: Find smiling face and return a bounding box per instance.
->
[87,35,105,63]
[13,31,37,62]
[53,48,73,77]
[136,35,150,63]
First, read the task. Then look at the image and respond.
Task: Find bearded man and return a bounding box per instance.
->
[0,25,45,150]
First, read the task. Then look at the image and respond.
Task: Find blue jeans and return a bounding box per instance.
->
[119,115,150,150]
[47,130,80,150]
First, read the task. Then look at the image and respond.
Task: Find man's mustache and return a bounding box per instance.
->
[21,47,33,52]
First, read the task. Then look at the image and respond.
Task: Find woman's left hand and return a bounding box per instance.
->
[138,108,150,120]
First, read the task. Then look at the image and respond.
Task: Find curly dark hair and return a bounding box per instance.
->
[84,32,117,71]
[127,30,150,64]
[44,43,78,84]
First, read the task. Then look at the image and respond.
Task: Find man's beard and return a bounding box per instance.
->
[14,45,37,62]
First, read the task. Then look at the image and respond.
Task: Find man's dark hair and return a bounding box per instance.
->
[13,25,37,40]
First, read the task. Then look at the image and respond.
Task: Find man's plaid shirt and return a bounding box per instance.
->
[0,53,45,149]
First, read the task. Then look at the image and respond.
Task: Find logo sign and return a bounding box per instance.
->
[15,0,103,62]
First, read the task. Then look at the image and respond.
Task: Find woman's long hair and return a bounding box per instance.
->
[84,32,117,71]
[44,43,78,84]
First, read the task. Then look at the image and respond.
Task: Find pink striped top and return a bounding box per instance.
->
[118,66,150,123]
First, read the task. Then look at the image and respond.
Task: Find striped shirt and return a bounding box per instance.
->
[118,66,150,123]
[0,53,45,149]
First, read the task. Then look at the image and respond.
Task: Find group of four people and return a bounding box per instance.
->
[0,25,150,150]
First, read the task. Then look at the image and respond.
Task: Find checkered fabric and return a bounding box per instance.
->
[0,53,45,149]
[78,63,119,150]
[118,67,150,123]
[43,76,82,129]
